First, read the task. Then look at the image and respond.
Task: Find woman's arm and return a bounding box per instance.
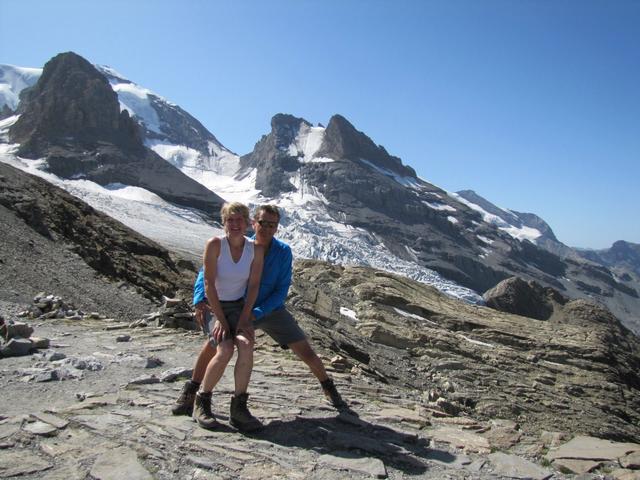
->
[237,244,264,342]
[203,237,228,343]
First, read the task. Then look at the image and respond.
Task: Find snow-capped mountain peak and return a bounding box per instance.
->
[94,65,241,180]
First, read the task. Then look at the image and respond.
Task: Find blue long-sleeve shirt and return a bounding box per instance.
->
[193,237,293,321]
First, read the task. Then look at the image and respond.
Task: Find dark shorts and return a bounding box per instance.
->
[202,299,245,346]
[254,308,306,346]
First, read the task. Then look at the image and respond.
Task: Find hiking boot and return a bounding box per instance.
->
[230,393,263,432]
[192,391,218,430]
[171,380,199,416]
[321,378,346,408]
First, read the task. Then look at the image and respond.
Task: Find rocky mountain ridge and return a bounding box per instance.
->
[236,112,640,332]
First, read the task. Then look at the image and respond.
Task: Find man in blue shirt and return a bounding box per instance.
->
[172,204,345,427]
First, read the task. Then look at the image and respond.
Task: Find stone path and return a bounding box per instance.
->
[1,317,639,479]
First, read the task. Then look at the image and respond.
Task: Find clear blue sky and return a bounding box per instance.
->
[1,0,638,249]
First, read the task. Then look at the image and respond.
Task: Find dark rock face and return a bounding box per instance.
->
[0,162,194,300]
[7,52,224,216]
[10,52,141,155]
[0,104,13,120]
[483,276,567,320]
[316,114,417,178]
[291,259,640,441]
[240,114,308,196]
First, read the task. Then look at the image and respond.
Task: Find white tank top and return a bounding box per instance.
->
[215,236,255,301]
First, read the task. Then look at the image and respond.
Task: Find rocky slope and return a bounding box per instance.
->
[7,52,225,216]
[290,260,640,442]
[456,190,640,300]
[0,161,195,304]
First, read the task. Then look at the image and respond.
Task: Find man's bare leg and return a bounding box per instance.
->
[192,341,216,383]
[288,338,346,408]
[288,339,329,382]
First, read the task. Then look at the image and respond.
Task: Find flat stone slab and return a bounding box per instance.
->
[0,450,53,477]
[32,412,69,429]
[552,458,602,474]
[375,407,429,426]
[326,430,402,456]
[0,423,20,439]
[90,447,152,480]
[546,435,640,461]
[488,452,553,480]
[424,449,470,469]
[70,413,128,432]
[23,420,58,436]
[318,451,387,478]
[621,452,640,469]
[159,367,193,382]
[430,426,491,453]
[609,469,640,480]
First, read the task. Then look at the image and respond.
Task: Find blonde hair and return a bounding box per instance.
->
[220,202,250,224]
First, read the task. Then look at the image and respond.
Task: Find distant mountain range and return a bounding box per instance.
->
[1,52,638,332]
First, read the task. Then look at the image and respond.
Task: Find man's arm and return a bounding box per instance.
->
[193,268,205,306]
[252,245,292,320]
[192,269,209,330]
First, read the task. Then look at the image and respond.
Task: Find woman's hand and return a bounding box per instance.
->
[212,319,230,343]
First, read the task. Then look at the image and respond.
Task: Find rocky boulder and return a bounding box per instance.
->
[483,276,567,320]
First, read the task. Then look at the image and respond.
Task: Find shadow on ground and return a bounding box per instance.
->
[249,408,457,475]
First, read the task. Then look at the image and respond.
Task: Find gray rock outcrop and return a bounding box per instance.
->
[289,260,640,442]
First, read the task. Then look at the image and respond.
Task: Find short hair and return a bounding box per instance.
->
[220,202,250,224]
[254,204,280,220]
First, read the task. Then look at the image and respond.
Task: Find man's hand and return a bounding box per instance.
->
[194,302,210,330]
[212,319,230,343]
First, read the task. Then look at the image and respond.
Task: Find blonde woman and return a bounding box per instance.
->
[193,202,264,431]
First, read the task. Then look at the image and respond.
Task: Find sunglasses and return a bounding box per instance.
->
[256,220,278,229]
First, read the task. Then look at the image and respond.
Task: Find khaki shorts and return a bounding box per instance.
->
[203,299,245,346]
[254,308,306,346]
